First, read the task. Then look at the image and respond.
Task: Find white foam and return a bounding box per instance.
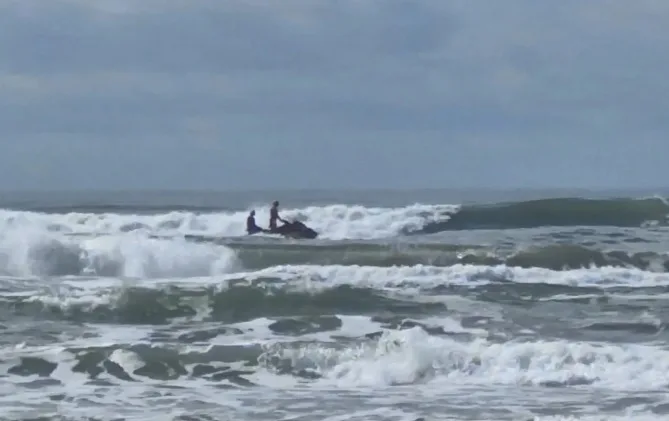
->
[533,416,665,421]
[0,227,240,278]
[2,326,669,420]
[108,348,145,376]
[202,316,386,347]
[79,233,240,278]
[336,315,386,338]
[226,263,669,289]
[13,262,669,324]
[0,203,455,241]
[261,327,669,391]
[319,407,419,421]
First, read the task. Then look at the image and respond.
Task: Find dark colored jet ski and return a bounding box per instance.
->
[272,220,318,239]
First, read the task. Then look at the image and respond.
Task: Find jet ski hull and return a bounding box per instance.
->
[273,221,318,239]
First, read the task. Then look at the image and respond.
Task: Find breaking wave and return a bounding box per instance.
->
[4,324,669,392]
[5,263,669,327]
[419,197,669,232]
[1,196,667,241]
[0,228,239,278]
[2,225,668,277]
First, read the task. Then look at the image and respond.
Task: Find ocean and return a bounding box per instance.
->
[1,189,669,421]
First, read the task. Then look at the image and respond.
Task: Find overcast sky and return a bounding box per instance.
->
[0,0,667,190]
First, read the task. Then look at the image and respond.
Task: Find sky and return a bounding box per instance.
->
[0,0,668,190]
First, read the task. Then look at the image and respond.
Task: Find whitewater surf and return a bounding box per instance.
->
[1,191,669,421]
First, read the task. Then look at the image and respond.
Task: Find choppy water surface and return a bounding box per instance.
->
[1,190,669,421]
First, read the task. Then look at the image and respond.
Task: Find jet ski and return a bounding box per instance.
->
[272,220,318,239]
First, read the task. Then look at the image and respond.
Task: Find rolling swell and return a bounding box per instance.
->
[418,197,669,232]
[6,285,446,325]
[502,245,669,272]
[228,243,669,272]
[4,237,668,276]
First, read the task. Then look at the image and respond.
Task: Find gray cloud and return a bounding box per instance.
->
[0,0,667,190]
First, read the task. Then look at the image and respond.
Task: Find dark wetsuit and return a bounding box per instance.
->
[246,215,263,234]
[269,206,280,231]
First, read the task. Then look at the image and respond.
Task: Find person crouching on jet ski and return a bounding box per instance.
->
[269,200,288,232]
[246,210,265,235]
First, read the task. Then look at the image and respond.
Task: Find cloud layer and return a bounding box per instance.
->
[1,0,667,189]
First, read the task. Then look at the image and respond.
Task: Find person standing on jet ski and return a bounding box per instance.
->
[269,200,288,232]
[246,210,265,235]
